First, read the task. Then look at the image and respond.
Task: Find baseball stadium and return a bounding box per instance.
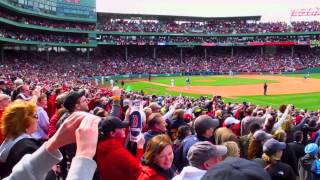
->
[1,0,320,179]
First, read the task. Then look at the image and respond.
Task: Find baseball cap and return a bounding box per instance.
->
[201,157,271,180]
[253,130,273,141]
[194,115,220,135]
[305,143,319,156]
[98,116,129,140]
[263,138,286,156]
[63,90,85,112]
[224,117,240,126]
[187,141,227,169]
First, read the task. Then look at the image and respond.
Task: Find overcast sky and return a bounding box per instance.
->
[96,0,320,22]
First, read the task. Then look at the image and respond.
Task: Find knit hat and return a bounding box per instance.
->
[305,143,319,156]
[187,141,227,169]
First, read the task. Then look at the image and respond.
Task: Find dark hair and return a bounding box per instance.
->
[293,130,303,142]
[176,125,191,140]
[249,123,261,134]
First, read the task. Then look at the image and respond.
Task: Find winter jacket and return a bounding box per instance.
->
[298,154,320,180]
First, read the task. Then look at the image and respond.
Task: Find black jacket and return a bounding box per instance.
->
[254,158,296,180]
[289,141,306,161]
[0,138,40,178]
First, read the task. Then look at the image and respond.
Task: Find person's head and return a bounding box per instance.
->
[248,130,272,159]
[0,93,11,110]
[176,125,192,140]
[149,102,161,113]
[249,123,261,135]
[304,143,319,157]
[1,100,37,139]
[37,94,47,109]
[273,129,287,142]
[56,92,68,109]
[281,120,293,133]
[93,107,108,117]
[147,113,167,133]
[223,141,240,159]
[144,134,173,170]
[20,84,30,96]
[63,90,88,112]
[279,104,287,114]
[194,115,219,138]
[262,138,286,163]
[187,141,227,170]
[263,114,276,133]
[253,130,273,143]
[201,157,271,180]
[293,130,303,143]
[98,116,129,140]
[224,117,240,128]
[172,109,185,120]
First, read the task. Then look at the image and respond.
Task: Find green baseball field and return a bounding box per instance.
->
[119,74,320,110]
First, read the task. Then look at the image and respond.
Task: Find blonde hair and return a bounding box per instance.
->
[262,152,281,167]
[223,141,240,158]
[273,129,286,142]
[1,100,36,139]
[144,134,172,165]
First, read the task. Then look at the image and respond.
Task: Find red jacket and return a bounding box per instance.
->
[47,94,57,119]
[96,138,144,180]
[137,165,166,180]
[48,113,59,138]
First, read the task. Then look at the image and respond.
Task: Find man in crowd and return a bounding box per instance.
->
[173,141,227,180]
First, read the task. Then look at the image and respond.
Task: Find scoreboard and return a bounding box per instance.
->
[9,0,96,20]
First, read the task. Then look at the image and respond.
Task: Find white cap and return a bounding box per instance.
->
[225,117,240,126]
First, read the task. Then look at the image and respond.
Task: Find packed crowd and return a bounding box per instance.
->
[0,69,320,180]
[2,7,320,35]
[1,49,319,79]
[0,29,88,44]
[0,9,96,31]
[97,19,320,34]
[98,34,318,45]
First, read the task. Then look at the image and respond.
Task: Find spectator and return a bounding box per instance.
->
[215,117,240,145]
[31,94,49,141]
[298,143,319,180]
[174,115,219,171]
[96,116,145,180]
[143,113,167,150]
[253,138,296,180]
[0,100,40,178]
[172,141,227,180]
[138,134,177,180]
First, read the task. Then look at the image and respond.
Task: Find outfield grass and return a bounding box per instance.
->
[122,75,320,110]
[283,73,320,79]
[151,76,277,86]
[224,92,320,110]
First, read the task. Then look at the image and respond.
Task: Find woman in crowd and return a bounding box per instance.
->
[139,134,177,180]
[0,100,40,178]
[273,129,298,175]
[223,141,240,159]
[247,130,272,160]
[254,138,296,180]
